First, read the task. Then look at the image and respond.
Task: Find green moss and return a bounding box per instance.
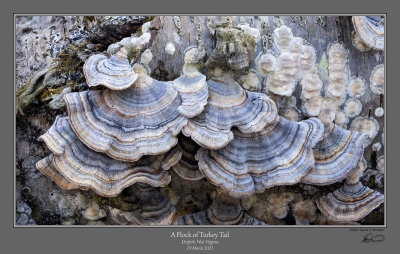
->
[309,26,316,36]
[369,175,376,187]
[207,25,256,70]
[83,16,95,23]
[145,16,155,22]
[16,68,55,115]
[54,50,82,76]
[317,52,329,82]
[40,87,65,101]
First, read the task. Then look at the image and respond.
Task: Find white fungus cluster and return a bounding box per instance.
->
[261,25,316,97]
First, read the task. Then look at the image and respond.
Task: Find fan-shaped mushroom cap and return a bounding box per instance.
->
[183,77,278,149]
[110,184,176,225]
[370,64,384,95]
[36,117,182,197]
[36,144,181,197]
[352,16,384,51]
[36,156,87,191]
[83,48,138,90]
[64,74,188,162]
[317,182,384,222]
[172,134,204,180]
[37,115,78,155]
[196,117,324,198]
[172,74,208,118]
[301,124,368,185]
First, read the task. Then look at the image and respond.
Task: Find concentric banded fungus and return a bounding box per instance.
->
[36,157,87,191]
[172,134,204,180]
[370,64,384,95]
[205,25,256,70]
[36,117,182,197]
[196,117,324,198]
[183,76,278,149]
[352,16,384,51]
[37,145,180,197]
[317,158,384,222]
[37,115,78,155]
[110,184,176,225]
[172,46,208,118]
[64,67,188,161]
[83,48,138,90]
[175,189,265,225]
[302,124,368,185]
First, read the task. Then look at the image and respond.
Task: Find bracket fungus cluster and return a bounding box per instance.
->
[30,17,384,225]
[352,16,384,51]
[317,158,384,222]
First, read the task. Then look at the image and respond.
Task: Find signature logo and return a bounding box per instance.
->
[361,233,385,243]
